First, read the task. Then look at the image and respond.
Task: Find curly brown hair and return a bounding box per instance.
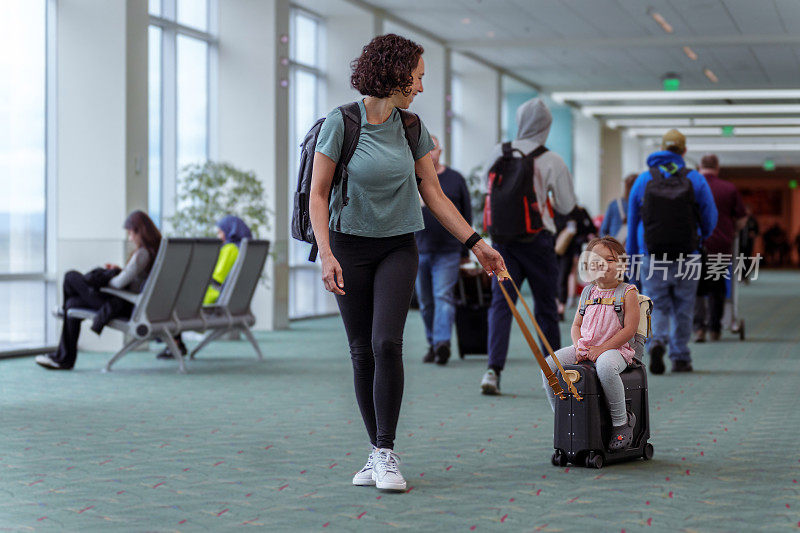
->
[350,34,424,98]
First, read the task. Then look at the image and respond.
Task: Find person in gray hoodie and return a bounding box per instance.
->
[479,98,577,395]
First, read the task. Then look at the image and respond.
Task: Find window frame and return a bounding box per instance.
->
[148,0,218,229]
[288,6,336,320]
[0,0,58,355]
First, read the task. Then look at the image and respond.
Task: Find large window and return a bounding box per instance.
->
[288,8,336,319]
[0,0,56,353]
[148,0,215,228]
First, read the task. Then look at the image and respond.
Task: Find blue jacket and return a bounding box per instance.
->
[626,150,718,257]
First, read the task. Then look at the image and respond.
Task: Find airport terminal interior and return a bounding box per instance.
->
[2,0,800,530]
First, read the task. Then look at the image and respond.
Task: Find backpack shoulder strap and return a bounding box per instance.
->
[336,102,362,207]
[578,283,594,316]
[338,102,361,167]
[397,109,421,158]
[529,145,548,158]
[612,282,628,328]
[501,141,513,158]
[648,166,662,180]
[616,197,626,222]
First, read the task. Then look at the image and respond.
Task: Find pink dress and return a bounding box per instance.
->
[576,283,637,365]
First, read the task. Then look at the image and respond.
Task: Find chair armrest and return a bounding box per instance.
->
[100,287,140,304]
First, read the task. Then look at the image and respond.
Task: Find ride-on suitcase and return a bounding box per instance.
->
[552,360,653,469]
[455,267,491,358]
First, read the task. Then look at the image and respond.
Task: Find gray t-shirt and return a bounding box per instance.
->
[315,99,435,238]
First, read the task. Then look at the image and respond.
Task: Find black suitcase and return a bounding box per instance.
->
[455,269,491,358]
[551,360,653,469]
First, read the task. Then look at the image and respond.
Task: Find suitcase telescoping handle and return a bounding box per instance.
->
[496,271,583,401]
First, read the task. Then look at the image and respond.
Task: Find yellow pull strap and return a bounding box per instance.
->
[496,271,582,401]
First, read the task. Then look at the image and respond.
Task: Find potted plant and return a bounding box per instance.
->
[168,161,272,240]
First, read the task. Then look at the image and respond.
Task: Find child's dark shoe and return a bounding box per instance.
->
[608,411,636,452]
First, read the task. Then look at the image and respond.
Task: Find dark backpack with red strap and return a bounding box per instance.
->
[291,102,421,261]
[483,143,548,243]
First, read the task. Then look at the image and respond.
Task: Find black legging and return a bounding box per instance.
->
[53,270,108,369]
[330,230,418,450]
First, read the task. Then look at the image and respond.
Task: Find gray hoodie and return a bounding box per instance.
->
[481,98,577,234]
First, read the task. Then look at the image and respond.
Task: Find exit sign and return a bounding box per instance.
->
[763,159,776,171]
[721,126,735,137]
[662,78,680,91]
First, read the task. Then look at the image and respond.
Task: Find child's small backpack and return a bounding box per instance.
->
[577,282,653,361]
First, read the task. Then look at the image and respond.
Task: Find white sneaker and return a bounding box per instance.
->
[480,369,501,395]
[352,448,378,486]
[372,449,406,492]
[35,354,63,370]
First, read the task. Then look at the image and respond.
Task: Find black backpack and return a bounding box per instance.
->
[291,102,421,261]
[483,143,548,243]
[641,166,700,258]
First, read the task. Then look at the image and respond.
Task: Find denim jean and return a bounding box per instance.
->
[487,232,561,371]
[416,251,462,347]
[642,255,699,362]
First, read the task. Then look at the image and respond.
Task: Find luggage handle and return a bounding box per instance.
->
[496,271,582,401]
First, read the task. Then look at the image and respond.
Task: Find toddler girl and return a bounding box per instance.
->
[541,236,641,451]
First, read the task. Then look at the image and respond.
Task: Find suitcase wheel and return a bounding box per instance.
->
[551,449,568,467]
[738,320,745,341]
[585,451,604,469]
[642,443,654,460]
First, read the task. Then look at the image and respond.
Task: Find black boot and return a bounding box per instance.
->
[434,342,450,366]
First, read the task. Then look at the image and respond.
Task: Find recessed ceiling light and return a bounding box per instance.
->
[683,46,698,60]
[703,68,719,83]
[461,17,471,24]
[647,8,673,33]
[552,89,800,102]
[486,31,495,38]
[581,104,800,116]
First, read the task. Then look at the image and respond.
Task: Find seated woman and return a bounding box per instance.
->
[156,215,252,359]
[36,211,162,370]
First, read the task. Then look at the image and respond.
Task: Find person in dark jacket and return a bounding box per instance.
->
[692,154,746,342]
[414,135,472,365]
[627,130,718,374]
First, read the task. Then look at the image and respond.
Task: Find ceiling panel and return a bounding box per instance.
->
[358,0,800,92]
[722,0,784,34]
[667,0,740,37]
[775,0,800,33]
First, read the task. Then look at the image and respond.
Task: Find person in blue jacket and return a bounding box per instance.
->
[626,129,717,374]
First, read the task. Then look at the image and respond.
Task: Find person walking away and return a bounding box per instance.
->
[626,129,717,374]
[692,154,746,343]
[479,97,577,395]
[738,205,758,283]
[415,135,472,365]
[600,173,638,245]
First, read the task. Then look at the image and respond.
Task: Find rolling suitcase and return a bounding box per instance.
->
[494,272,654,469]
[455,267,491,358]
[551,360,653,469]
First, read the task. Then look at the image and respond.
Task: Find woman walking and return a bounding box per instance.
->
[309,34,506,491]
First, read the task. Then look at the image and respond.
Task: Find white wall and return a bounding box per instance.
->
[621,132,646,178]
[382,22,446,144]
[217,0,286,331]
[323,7,374,111]
[572,111,602,216]
[56,0,136,351]
[452,53,500,176]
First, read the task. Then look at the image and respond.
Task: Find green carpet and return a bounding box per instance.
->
[1,272,799,531]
